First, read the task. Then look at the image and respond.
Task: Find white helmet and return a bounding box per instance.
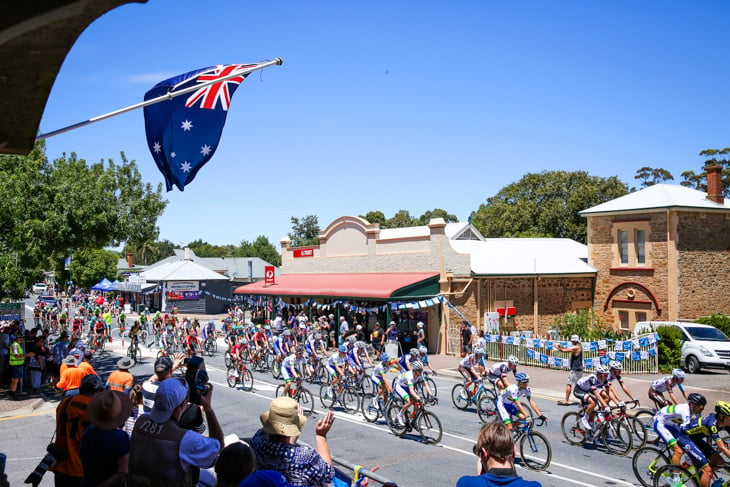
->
[609,360,622,370]
[410,360,423,371]
[474,347,485,356]
[417,322,424,328]
[507,355,519,366]
[418,346,427,354]
[596,365,609,374]
[672,368,686,380]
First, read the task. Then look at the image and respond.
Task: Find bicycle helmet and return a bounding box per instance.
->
[410,348,419,356]
[283,330,291,336]
[380,352,389,362]
[314,333,321,340]
[295,346,305,354]
[355,341,367,349]
[608,360,622,371]
[507,355,519,366]
[474,347,485,356]
[410,360,423,371]
[715,401,730,417]
[672,368,686,380]
[338,345,347,353]
[515,372,529,382]
[688,393,707,407]
[595,365,609,374]
[419,346,428,355]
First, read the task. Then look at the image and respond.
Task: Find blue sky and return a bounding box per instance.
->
[41,1,730,248]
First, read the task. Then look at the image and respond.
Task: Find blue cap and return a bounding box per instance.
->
[239,470,291,487]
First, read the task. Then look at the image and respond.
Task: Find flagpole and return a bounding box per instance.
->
[36,58,283,141]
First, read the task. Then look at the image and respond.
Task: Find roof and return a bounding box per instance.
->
[0,0,147,155]
[449,238,595,276]
[140,260,228,281]
[143,248,278,280]
[234,272,439,300]
[580,184,730,215]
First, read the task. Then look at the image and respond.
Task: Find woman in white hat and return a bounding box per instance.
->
[250,397,336,487]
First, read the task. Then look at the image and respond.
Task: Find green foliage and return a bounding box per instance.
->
[186,239,238,257]
[69,248,119,288]
[360,208,459,229]
[469,170,629,244]
[680,148,730,196]
[236,235,281,267]
[634,166,674,189]
[553,309,629,341]
[386,210,414,228]
[695,313,730,339]
[288,215,320,247]
[360,211,386,226]
[656,326,683,373]
[414,208,459,225]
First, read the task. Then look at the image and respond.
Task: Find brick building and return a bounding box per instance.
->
[580,166,730,331]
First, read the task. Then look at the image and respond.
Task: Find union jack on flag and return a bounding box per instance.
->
[143,64,255,191]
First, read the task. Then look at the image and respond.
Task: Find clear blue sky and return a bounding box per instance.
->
[41,0,730,248]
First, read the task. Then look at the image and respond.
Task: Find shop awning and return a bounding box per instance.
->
[234,273,440,301]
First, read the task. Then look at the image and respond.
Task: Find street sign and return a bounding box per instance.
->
[264,266,275,285]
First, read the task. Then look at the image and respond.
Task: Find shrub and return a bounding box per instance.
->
[695,313,730,338]
[553,309,631,341]
[656,325,682,372]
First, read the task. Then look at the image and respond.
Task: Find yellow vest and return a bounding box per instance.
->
[9,342,24,366]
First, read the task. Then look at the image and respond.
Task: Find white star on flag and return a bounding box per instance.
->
[200,144,211,156]
[171,152,176,158]
[181,161,192,173]
[152,141,161,153]
[181,120,193,131]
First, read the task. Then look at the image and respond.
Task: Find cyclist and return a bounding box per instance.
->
[273,330,292,365]
[347,340,371,373]
[601,360,637,406]
[184,329,199,357]
[495,372,547,430]
[458,347,487,394]
[201,320,216,342]
[250,325,269,364]
[324,345,349,395]
[418,345,437,376]
[128,320,142,346]
[369,352,398,407]
[397,348,421,373]
[281,347,307,398]
[682,400,730,487]
[574,365,612,431]
[92,316,106,349]
[487,355,519,391]
[304,332,327,377]
[393,360,430,429]
[649,368,688,408]
[653,393,708,478]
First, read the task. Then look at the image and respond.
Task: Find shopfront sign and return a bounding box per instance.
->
[166,281,200,301]
[264,266,275,285]
[293,248,314,258]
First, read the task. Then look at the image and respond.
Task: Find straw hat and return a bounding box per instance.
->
[62,355,77,366]
[117,357,134,369]
[260,397,306,437]
[87,390,132,430]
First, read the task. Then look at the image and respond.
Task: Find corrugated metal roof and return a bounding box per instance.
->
[580,184,730,215]
[140,260,228,281]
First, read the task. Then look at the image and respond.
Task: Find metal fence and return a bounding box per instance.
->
[481,333,659,375]
[332,456,397,486]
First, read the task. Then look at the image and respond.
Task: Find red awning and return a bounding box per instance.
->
[234,273,439,300]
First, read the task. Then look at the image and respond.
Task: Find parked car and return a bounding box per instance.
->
[31,282,48,294]
[634,321,730,373]
[36,294,58,308]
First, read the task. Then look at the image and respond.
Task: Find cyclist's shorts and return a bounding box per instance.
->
[282,366,296,381]
[394,383,411,401]
[497,401,520,424]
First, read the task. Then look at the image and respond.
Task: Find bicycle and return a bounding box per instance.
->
[386,399,442,444]
[611,399,647,450]
[127,340,142,365]
[156,347,172,360]
[275,377,314,416]
[476,388,535,425]
[362,391,402,423]
[226,361,254,391]
[319,376,361,414]
[632,443,673,487]
[652,461,730,487]
[511,417,552,471]
[561,403,633,456]
[451,378,491,412]
[203,336,217,357]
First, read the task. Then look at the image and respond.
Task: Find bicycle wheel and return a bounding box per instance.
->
[156,350,167,360]
[416,379,437,403]
[451,384,469,410]
[560,412,586,445]
[272,361,282,380]
[342,389,360,414]
[600,420,633,456]
[634,409,660,445]
[519,431,552,471]
[205,341,215,357]
[416,410,443,444]
[359,376,375,396]
[632,446,670,487]
[652,464,699,487]
[224,352,233,368]
[319,384,336,409]
[316,364,330,385]
[476,392,498,423]
[275,384,285,398]
[362,394,381,422]
[226,367,239,388]
[240,368,254,391]
[139,330,148,347]
[385,402,407,437]
[297,388,315,416]
[423,377,438,399]
[629,416,648,450]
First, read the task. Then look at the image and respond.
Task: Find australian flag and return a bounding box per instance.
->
[143,64,254,191]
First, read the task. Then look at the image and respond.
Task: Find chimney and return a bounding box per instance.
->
[184,247,191,260]
[706,165,724,204]
[126,252,134,268]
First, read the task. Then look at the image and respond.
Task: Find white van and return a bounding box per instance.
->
[633,321,730,373]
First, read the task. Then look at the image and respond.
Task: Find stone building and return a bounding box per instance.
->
[580,166,730,331]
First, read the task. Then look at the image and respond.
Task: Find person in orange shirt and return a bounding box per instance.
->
[59,350,82,377]
[56,355,90,396]
[79,351,96,375]
[106,357,134,393]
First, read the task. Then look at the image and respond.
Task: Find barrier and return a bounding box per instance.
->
[332,456,397,486]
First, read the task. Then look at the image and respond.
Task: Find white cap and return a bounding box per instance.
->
[417,322,424,328]
[570,334,580,342]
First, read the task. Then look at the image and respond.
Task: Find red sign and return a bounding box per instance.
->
[293,248,314,258]
[264,266,275,285]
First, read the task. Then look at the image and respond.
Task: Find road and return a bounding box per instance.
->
[5,335,653,487]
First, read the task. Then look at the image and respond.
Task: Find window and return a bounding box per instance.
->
[614,305,652,330]
[612,221,651,268]
[618,311,629,330]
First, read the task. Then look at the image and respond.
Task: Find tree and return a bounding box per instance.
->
[386,210,415,228]
[415,208,459,225]
[680,148,730,196]
[288,215,320,247]
[68,248,119,288]
[186,239,237,257]
[360,211,387,227]
[469,170,628,243]
[634,166,674,189]
[236,235,281,267]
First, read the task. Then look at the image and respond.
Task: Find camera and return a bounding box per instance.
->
[24,444,62,486]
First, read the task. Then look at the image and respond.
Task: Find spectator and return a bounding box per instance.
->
[50,374,104,486]
[128,377,223,486]
[57,355,89,396]
[456,422,541,487]
[141,353,185,411]
[80,389,132,486]
[0,326,10,387]
[51,332,70,382]
[27,335,48,393]
[460,321,473,357]
[9,334,33,398]
[338,317,349,345]
[250,397,335,487]
[124,384,145,436]
[214,441,257,487]
[555,334,583,406]
[106,357,134,393]
[386,321,398,344]
[414,322,426,348]
[370,322,383,353]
